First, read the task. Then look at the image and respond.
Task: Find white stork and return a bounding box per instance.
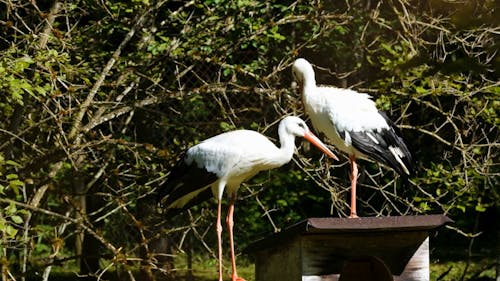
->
[292,58,414,218]
[157,116,338,281]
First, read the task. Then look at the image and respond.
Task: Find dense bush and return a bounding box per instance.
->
[0,0,497,280]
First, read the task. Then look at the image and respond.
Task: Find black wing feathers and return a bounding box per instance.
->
[349,111,414,176]
[377,111,415,174]
[157,151,218,211]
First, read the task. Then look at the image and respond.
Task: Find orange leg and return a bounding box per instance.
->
[216,200,223,281]
[349,155,359,218]
[226,194,246,281]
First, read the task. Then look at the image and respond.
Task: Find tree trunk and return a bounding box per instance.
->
[496,205,499,281]
[137,196,175,281]
[74,174,103,278]
[73,175,85,274]
[80,191,103,276]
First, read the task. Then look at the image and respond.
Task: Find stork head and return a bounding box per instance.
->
[280,116,338,160]
[280,116,310,137]
[292,58,316,91]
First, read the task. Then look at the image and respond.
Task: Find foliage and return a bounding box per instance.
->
[0,0,497,280]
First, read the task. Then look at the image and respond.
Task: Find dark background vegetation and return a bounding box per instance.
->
[0,0,498,280]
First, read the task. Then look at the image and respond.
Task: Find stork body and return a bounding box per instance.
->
[158,116,337,281]
[292,58,414,218]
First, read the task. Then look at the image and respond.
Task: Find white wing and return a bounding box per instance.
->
[321,87,388,133]
[186,130,280,179]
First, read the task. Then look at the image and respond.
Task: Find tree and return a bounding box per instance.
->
[0,0,497,280]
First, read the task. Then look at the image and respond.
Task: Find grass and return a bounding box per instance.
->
[173,252,255,281]
[173,253,495,281]
[25,253,495,280]
[430,258,496,281]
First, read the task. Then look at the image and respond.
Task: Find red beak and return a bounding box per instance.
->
[303,132,339,161]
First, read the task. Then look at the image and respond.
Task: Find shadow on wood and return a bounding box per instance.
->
[247,215,452,281]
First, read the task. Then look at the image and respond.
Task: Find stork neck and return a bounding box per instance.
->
[301,70,317,99]
[277,127,297,165]
[304,65,317,85]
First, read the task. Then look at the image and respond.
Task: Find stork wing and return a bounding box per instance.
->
[157,130,275,213]
[157,149,219,209]
[348,111,414,176]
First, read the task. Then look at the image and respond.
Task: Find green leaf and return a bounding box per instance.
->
[456,204,466,213]
[419,202,430,211]
[6,160,21,167]
[11,215,23,224]
[276,199,288,207]
[5,225,18,238]
[222,68,233,77]
[219,121,235,131]
[9,179,24,187]
[34,85,47,96]
[4,203,17,215]
[6,174,18,180]
[475,204,486,212]
[415,86,427,94]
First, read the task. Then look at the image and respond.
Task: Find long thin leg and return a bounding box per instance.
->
[349,155,359,218]
[216,199,224,281]
[226,194,246,281]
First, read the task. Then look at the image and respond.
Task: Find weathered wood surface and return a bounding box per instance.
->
[301,231,427,275]
[248,215,452,252]
[254,236,302,281]
[249,216,450,281]
[394,238,430,281]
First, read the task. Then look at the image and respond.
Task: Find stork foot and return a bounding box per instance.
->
[230,273,246,281]
[349,214,359,218]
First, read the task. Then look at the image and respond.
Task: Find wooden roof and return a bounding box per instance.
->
[246,215,452,253]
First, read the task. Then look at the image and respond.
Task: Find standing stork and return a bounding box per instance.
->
[157,116,338,281]
[292,58,414,218]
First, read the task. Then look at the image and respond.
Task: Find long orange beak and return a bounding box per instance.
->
[303,131,339,161]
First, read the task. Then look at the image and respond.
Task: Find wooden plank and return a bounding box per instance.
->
[395,238,429,281]
[303,274,339,281]
[254,236,301,281]
[301,231,428,275]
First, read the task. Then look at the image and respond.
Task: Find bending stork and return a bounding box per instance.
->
[157,116,338,281]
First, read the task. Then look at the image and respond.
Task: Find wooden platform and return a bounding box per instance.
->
[247,215,452,281]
